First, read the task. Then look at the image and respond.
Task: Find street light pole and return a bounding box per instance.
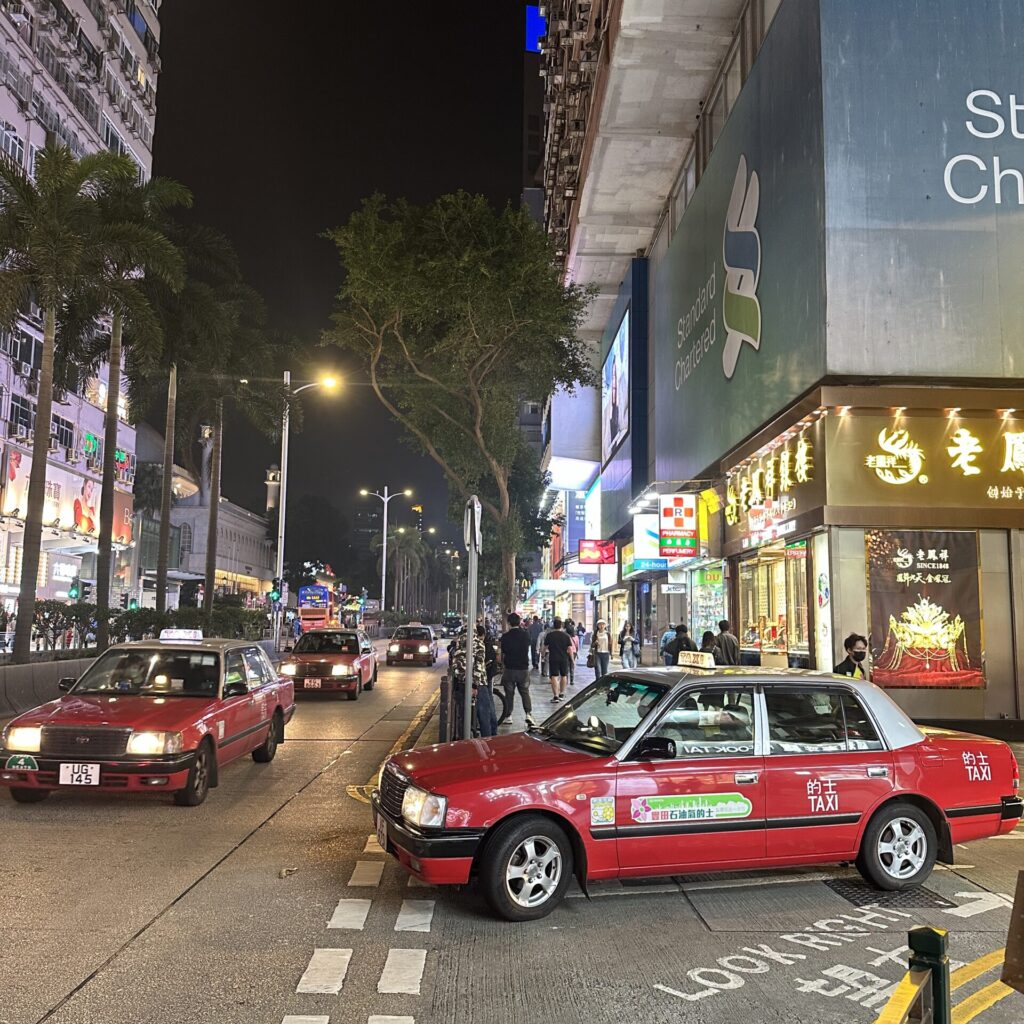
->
[360,485,413,615]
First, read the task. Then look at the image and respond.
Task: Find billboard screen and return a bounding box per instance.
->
[579,539,616,565]
[601,309,629,466]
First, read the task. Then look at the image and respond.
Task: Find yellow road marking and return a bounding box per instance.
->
[952,979,1016,1023]
[951,948,1006,992]
[346,690,440,805]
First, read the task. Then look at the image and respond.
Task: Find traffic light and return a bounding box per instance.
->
[269,577,282,602]
[120,593,129,609]
[129,598,139,610]
[81,581,93,602]
[68,577,80,601]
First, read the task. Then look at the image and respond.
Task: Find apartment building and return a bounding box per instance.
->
[0,0,161,608]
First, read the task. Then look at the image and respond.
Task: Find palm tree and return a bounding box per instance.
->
[0,144,142,662]
[372,529,427,612]
[92,176,188,649]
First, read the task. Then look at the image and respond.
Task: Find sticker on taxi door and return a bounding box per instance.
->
[590,796,615,825]
[631,793,752,823]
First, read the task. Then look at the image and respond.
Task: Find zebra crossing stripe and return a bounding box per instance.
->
[378,948,427,994]
[368,1017,415,1024]
[296,948,352,994]
[328,898,372,930]
[282,1016,330,1024]
[407,875,433,888]
[364,835,385,854]
[349,860,385,887]
[395,900,435,932]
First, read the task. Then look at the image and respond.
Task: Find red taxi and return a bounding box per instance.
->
[282,628,377,699]
[371,664,1022,921]
[0,631,295,807]
[386,625,438,667]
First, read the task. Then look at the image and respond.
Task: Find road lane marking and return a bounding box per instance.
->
[378,949,427,994]
[395,899,435,932]
[368,1017,415,1024]
[950,948,1005,992]
[283,1017,330,1024]
[407,875,433,888]
[327,898,372,930]
[945,891,1013,918]
[349,861,385,887]
[296,948,352,994]
[347,690,440,804]
[952,979,1015,1023]
[364,835,385,854]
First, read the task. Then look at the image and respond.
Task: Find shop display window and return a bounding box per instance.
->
[785,541,810,657]
[738,540,810,662]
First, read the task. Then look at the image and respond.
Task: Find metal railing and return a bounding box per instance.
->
[875,927,949,1024]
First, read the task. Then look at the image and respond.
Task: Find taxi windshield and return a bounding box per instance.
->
[540,677,669,755]
[294,632,359,655]
[394,627,431,641]
[72,648,220,698]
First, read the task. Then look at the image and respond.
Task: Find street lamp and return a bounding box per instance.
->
[274,370,340,647]
[360,485,412,613]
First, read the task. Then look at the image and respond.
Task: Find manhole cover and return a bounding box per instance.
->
[825,879,955,909]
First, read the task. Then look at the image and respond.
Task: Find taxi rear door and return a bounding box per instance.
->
[615,684,766,872]
[763,686,894,859]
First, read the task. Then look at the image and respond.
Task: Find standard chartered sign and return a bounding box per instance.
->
[674,154,762,390]
[944,90,1024,205]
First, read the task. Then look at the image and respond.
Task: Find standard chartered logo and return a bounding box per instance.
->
[722,154,761,379]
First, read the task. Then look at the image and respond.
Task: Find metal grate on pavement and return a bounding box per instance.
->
[824,878,955,908]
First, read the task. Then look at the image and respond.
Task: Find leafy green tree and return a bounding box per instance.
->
[325,192,593,614]
[0,144,150,662]
[92,175,188,649]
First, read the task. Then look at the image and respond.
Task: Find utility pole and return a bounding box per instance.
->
[463,495,482,740]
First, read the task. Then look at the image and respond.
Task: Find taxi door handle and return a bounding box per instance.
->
[867,766,889,778]
[734,772,759,785]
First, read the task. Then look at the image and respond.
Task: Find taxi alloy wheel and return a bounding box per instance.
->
[252,711,282,763]
[481,814,573,921]
[174,741,213,806]
[858,802,936,889]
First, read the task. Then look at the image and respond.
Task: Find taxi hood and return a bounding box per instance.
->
[290,652,360,665]
[389,731,595,793]
[12,693,213,732]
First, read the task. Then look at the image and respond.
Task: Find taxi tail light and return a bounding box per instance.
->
[1010,749,1019,794]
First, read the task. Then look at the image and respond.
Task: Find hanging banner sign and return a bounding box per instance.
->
[659,494,698,558]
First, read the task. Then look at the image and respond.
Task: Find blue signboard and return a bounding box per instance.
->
[297,584,330,608]
[525,5,545,53]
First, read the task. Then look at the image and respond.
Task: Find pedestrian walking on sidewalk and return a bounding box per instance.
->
[563,618,578,686]
[474,625,497,737]
[545,616,572,702]
[498,613,534,727]
[527,615,543,671]
[716,619,741,666]
[699,630,726,665]
[659,623,677,665]
[591,619,611,680]
[619,622,639,669]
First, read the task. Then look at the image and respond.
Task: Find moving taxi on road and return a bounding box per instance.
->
[385,625,438,667]
[371,662,1022,921]
[281,628,377,699]
[0,631,295,807]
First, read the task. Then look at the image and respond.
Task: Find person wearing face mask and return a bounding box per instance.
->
[834,632,870,680]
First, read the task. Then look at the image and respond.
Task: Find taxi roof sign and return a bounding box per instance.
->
[159,628,204,644]
[677,650,717,669]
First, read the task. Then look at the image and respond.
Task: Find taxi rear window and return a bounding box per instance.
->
[73,648,221,698]
[294,633,360,655]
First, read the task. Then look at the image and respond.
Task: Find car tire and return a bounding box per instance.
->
[252,711,282,763]
[10,787,49,804]
[479,814,574,921]
[365,666,375,691]
[174,740,214,806]
[347,683,359,701]
[856,802,937,890]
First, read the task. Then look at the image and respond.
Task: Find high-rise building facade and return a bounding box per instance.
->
[0,0,162,610]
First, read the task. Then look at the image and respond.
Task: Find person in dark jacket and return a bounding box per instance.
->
[716,620,741,666]
[664,624,697,664]
[699,630,725,666]
[834,632,870,680]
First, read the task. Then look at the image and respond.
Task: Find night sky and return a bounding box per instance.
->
[152,1,526,534]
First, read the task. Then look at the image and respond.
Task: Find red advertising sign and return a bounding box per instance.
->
[579,539,616,565]
[659,494,698,557]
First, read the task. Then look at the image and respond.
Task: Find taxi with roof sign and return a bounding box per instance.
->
[371,654,1021,921]
[0,630,295,806]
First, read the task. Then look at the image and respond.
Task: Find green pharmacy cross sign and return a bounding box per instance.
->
[82,433,99,456]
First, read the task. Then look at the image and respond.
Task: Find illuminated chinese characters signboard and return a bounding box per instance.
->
[866,530,984,689]
[579,539,616,565]
[829,412,1024,511]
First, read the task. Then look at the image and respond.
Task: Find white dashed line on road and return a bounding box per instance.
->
[364,835,385,854]
[368,1017,415,1024]
[378,949,427,994]
[407,875,432,888]
[283,1017,330,1024]
[328,898,372,930]
[395,900,435,932]
[349,860,385,887]
[296,948,353,994]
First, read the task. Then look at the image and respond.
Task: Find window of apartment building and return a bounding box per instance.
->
[0,123,24,168]
[51,414,74,450]
[180,523,192,553]
[2,327,42,372]
[9,394,35,435]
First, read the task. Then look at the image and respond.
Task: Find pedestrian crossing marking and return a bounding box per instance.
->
[378,948,427,994]
[282,1016,330,1024]
[395,899,435,932]
[327,898,372,930]
[364,834,385,854]
[349,860,385,887]
[296,948,352,994]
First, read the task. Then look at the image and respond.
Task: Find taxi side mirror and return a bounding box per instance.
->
[58,677,77,692]
[634,735,676,761]
[223,681,248,698]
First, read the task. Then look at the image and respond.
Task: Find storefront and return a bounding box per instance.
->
[720,388,1024,723]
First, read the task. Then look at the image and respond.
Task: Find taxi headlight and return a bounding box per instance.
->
[389,644,400,653]
[332,664,353,677]
[281,663,297,676]
[401,784,447,828]
[418,645,430,654]
[126,731,183,756]
[4,726,41,753]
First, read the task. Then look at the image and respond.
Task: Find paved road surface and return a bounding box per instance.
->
[1,653,1022,1024]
